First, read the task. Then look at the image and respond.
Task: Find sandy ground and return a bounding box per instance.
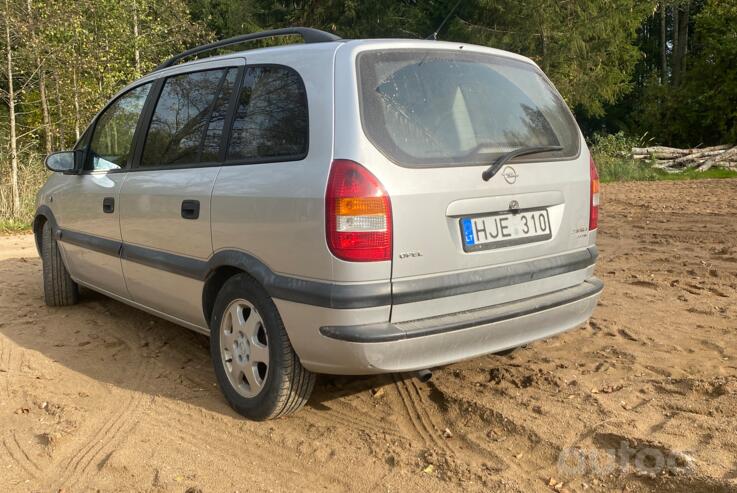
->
[0,179,736,493]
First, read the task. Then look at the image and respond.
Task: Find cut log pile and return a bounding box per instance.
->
[631,145,737,172]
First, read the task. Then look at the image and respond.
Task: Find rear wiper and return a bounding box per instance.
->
[481,145,563,182]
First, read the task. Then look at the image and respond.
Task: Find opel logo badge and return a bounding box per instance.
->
[502,166,518,184]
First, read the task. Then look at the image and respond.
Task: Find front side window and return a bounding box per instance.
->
[227,65,308,161]
[141,69,228,167]
[358,50,580,167]
[88,83,151,170]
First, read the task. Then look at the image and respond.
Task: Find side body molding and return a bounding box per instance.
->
[32,207,392,312]
[34,207,598,318]
[207,250,392,309]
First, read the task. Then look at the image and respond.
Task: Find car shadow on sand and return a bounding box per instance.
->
[0,257,407,418]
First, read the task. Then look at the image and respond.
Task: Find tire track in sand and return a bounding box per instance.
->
[146,399,351,490]
[0,340,43,480]
[387,374,455,455]
[302,398,408,441]
[49,329,154,491]
[2,432,42,480]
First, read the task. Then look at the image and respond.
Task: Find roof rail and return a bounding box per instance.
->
[155,27,342,71]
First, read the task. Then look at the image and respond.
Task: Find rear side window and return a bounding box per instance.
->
[357,50,580,167]
[227,65,308,162]
[141,69,229,167]
[201,69,238,162]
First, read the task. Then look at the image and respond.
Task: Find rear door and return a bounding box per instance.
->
[119,61,242,327]
[345,46,594,320]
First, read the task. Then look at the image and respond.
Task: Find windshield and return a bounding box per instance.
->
[357,49,580,167]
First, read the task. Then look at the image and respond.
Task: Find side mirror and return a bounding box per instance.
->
[45,150,83,174]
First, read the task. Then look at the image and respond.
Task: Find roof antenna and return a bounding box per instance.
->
[426,0,464,40]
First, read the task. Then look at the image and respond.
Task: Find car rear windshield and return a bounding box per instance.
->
[357,49,580,167]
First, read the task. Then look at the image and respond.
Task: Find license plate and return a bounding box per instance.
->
[460,208,552,252]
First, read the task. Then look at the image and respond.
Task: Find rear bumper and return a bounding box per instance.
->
[306,277,602,374]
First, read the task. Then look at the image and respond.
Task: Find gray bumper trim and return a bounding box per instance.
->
[392,246,598,304]
[320,277,603,343]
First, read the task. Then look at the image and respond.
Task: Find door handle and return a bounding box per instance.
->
[181,199,200,220]
[102,197,115,213]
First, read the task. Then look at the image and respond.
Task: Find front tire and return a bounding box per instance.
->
[41,221,79,306]
[210,274,315,420]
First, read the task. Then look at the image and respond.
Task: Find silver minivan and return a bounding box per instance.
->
[35,28,602,420]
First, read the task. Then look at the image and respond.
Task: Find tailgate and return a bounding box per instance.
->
[387,156,593,322]
[350,46,595,322]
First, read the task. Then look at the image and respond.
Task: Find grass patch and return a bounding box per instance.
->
[595,155,737,183]
[0,152,49,229]
[591,132,737,183]
[654,167,737,181]
[0,218,32,235]
[592,132,662,183]
[595,155,661,183]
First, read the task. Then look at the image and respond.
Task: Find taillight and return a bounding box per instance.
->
[326,160,392,262]
[589,156,600,230]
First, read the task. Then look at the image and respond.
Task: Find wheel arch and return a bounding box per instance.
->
[33,205,58,256]
[202,265,248,328]
[202,250,281,327]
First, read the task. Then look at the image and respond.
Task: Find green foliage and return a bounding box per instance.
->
[188,0,258,38]
[655,167,737,181]
[594,157,661,183]
[1,0,736,226]
[678,1,734,145]
[590,132,659,182]
[595,155,737,183]
[590,131,737,182]
[251,0,425,39]
[457,0,658,118]
[0,0,209,221]
[208,0,655,118]
[590,132,649,159]
[0,152,48,222]
[0,218,31,233]
[633,1,737,147]
[590,0,737,147]
[4,0,209,149]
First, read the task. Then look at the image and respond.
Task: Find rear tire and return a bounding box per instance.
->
[210,274,315,420]
[41,221,79,306]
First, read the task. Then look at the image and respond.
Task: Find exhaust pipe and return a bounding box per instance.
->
[416,369,432,383]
